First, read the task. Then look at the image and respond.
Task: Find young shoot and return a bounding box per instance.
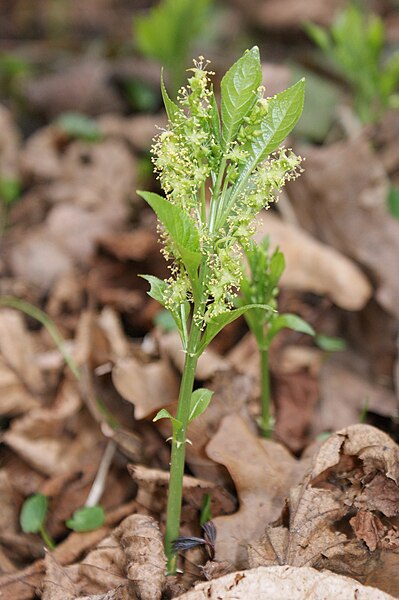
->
[238,237,315,437]
[140,47,305,573]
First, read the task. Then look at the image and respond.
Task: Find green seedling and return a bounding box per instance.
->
[387,185,399,220]
[134,0,212,95]
[238,237,315,437]
[20,494,55,550]
[140,47,305,572]
[66,506,105,532]
[306,5,399,124]
[55,112,103,142]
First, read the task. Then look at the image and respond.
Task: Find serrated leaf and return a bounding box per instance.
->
[220,46,262,149]
[267,313,315,344]
[66,506,105,532]
[20,494,48,534]
[189,388,213,423]
[231,79,305,201]
[138,191,201,291]
[139,274,169,304]
[198,304,271,353]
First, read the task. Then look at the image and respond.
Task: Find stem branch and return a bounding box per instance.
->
[260,347,272,438]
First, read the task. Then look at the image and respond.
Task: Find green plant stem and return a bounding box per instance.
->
[259,347,272,438]
[39,525,55,550]
[164,321,201,574]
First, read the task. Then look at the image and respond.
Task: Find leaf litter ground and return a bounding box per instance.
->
[2,2,399,598]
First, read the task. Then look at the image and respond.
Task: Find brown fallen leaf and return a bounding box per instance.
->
[248,425,399,593]
[206,414,308,568]
[3,380,101,476]
[291,137,399,319]
[114,515,166,600]
[255,212,372,311]
[112,355,179,420]
[314,352,398,434]
[175,565,396,599]
[128,465,236,518]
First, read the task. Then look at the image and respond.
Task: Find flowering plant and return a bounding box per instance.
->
[139,46,304,572]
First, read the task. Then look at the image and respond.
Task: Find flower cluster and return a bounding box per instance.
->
[150,58,302,324]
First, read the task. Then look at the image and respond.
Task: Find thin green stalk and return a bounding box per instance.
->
[39,525,55,550]
[259,347,272,438]
[164,320,202,574]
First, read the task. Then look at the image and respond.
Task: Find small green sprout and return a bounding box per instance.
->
[66,506,105,532]
[141,47,305,572]
[20,494,55,550]
[134,0,212,95]
[55,112,103,142]
[238,237,315,437]
[306,5,399,124]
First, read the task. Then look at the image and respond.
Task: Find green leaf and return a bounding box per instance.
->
[189,388,213,423]
[66,506,105,532]
[154,309,178,332]
[199,304,271,354]
[20,494,48,534]
[138,191,201,290]
[140,275,189,346]
[0,177,21,205]
[305,21,331,51]
[315,334,346,352]
[161,69,181,122]
[56,112,103,142]
[231,79,305,200]
[387,185,399,220]
[220,46,262,149]
[200,493,212,526]
[139,274,168,305]
[209,89,221,146]
[267,313,315,344]
[153,408,183,435]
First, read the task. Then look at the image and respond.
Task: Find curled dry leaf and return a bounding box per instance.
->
[175,565,395,600]
[248,425,399,593]
[256,212,372,311]
[114,515,166,600]
[291,137,399,319]
[206,414,308,568]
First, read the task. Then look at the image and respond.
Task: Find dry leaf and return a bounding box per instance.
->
[314,352,398,434]
[114,515,166,600]
[291,137,399,319]
[229,0,345,28]
[206,414,307,568]
[112,355,179,420]
[129,465,236,517]
[3,380,101,476]
[249,425,399,593]
[256,212,372,310]
[175,565,396,599]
